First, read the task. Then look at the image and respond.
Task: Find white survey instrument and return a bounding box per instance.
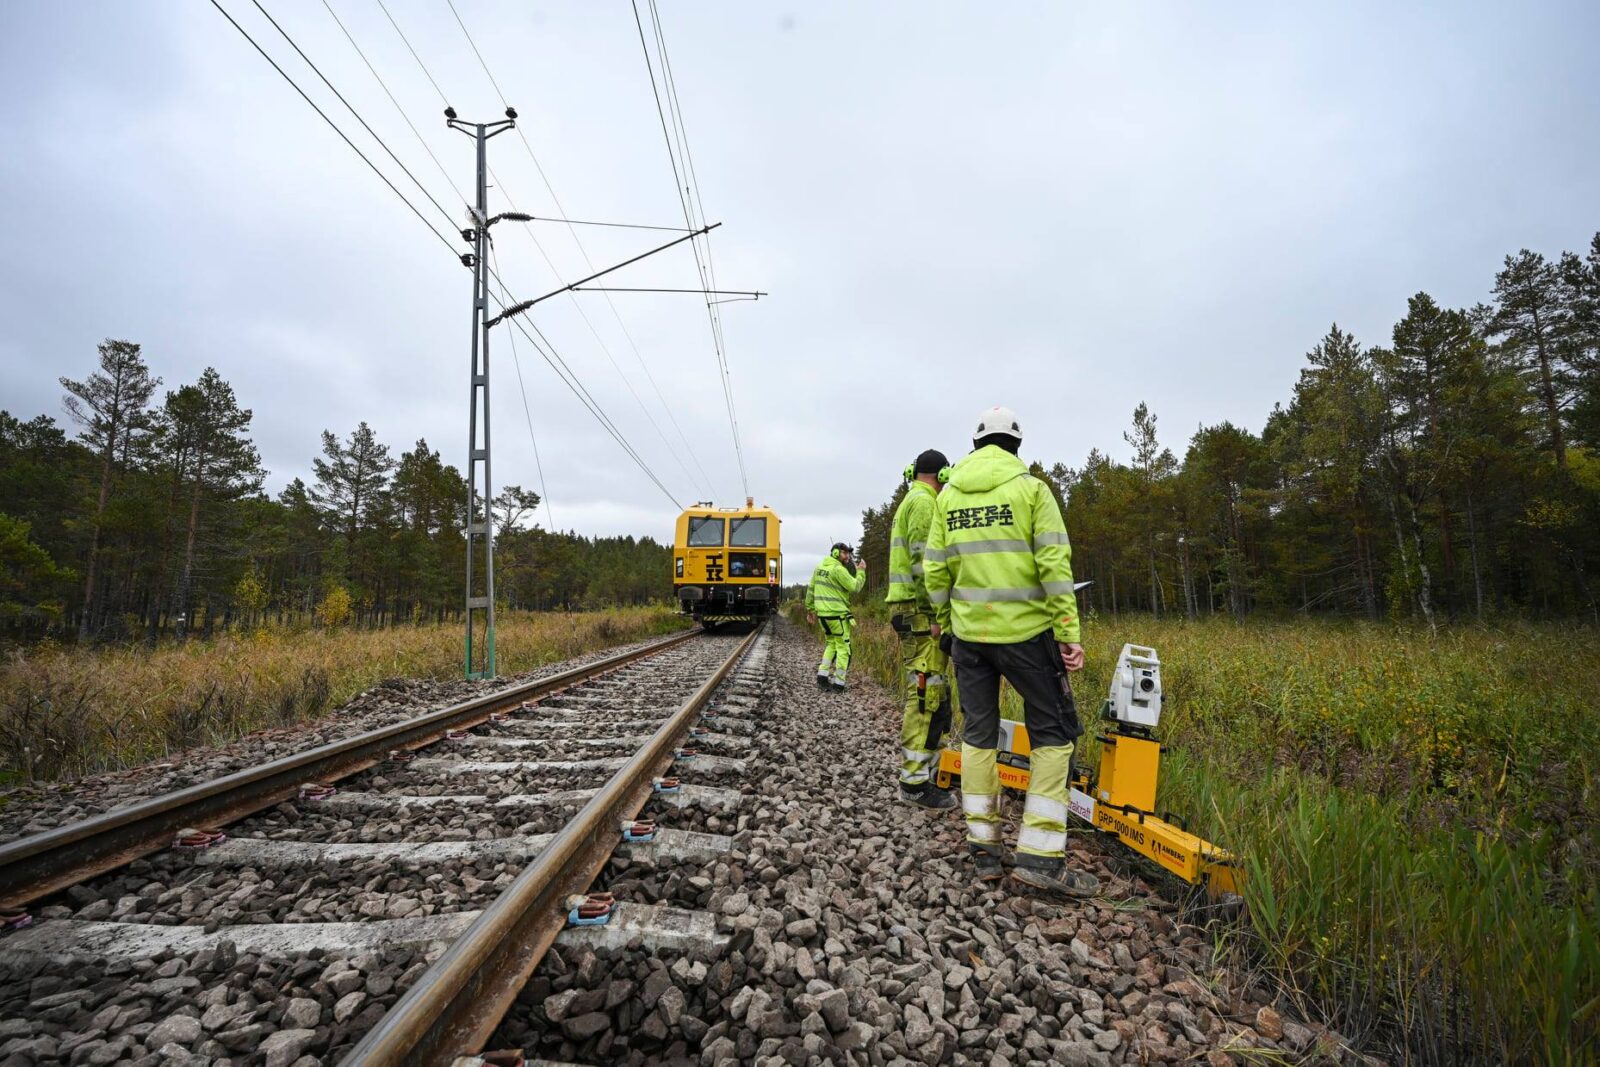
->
[1108,644,1162,730]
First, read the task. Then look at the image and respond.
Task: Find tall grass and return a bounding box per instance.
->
[791,603,1599,1063]
[0,607,687,783]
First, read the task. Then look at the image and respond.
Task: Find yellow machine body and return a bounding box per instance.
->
[935,718,1241,897]
[673,503,782,624]
[1095,734,1159,813]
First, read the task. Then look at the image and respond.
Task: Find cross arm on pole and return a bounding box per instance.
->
[508,222,723,316]
[570,286,767,300]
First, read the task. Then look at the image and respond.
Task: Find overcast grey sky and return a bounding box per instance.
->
[2,2,1597,568]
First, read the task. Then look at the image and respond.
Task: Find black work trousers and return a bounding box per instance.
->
[952,631,1082,749]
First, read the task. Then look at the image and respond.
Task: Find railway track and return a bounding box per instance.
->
[0,625,768,1066]
[0,619,1317,1067]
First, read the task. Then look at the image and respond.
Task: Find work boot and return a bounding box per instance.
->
[816,672,831,688]
[898,781,958,810]
[1010,853,1100,899]
[969,842,1005,884]
[829,676,848,692]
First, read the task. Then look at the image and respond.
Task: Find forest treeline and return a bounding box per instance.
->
[862,235,1600,624]
[1,349,670,640]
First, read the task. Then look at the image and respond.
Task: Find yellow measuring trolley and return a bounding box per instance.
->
[935,643,1241,898]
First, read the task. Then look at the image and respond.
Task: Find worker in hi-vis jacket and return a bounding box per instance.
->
[886,448,958,810]
[805,542,867,691]
[925,405,1100,899]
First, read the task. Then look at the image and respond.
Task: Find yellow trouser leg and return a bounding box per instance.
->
[898,624,948,785]
[816,619,838,674]
[827,618,853,681]
[1017,743,1074,859]
[960,743,1001,845]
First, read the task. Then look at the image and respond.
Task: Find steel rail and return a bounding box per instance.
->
[341,623,763,1066]
[0,628,701,911]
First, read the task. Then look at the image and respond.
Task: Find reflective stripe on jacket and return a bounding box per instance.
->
[923,445,1080,644]
[885,481,937,610]
[805,554,866,616]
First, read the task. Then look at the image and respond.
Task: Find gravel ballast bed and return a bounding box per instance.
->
[488,617,1362,1067]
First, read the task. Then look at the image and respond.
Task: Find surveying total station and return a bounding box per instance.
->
[934,643,1241,897]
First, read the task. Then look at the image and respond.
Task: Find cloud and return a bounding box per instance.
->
[2,0,1597,573]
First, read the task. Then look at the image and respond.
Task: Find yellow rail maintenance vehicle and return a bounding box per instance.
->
[935,642,1243,899]
[673,499,782,629]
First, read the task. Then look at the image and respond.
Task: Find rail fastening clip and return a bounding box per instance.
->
[566,892,616,927]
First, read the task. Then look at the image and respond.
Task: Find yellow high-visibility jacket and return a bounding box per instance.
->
[885,480,938,613]
[805,554,865,617]
[924,445,1080,644]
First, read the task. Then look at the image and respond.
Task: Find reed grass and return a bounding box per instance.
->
[0,607,687,783]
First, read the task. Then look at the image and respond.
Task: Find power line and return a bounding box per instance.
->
[322,0,680,510]
[213,0,682,512]
[321,0,557,523]
[630,0,750,498]
[490,243,554,531]
[649,0,745,487]
[245,0,458,231]
[524,215,693,233]
[320,0,466,206]
[495,180,712,498]
[206,0,458,255]
[375,0,451,107]
[444,0,722,501]
[485,266,682,508]
[369,1,688,507]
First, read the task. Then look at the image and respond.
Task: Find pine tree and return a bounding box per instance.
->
[1123,403,1177,614]
[60,340,159,638]
[1561,234,1600,449]
[312,423,396,596]
[1489,251,1572,468]
[159,368,264,635]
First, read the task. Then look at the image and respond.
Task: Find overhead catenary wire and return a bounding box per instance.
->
[525,215,692,233]
[651,0,733,355]
[245,0,458,232]
[490,243,554,531]
[320,0,466,205]
[495,182,714,499]
[418,0,709,500]
[320,0,553,523]
[292,0,679,511]
[485,266,682,509]
[629,0,750,499]
[650,0,743,477]
[443,0,722,501]
[361,0,693,506]
[211,0,682,511]
[374,0,451,107]
[640,0,736,418]
[207,0,457,256]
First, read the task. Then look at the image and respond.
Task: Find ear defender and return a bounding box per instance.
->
[830,546,841,560]
[937,467,952,484]
[903,463,916,483]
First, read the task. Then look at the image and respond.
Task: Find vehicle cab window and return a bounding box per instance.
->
[687,516,725,547]
[729,518,766,547]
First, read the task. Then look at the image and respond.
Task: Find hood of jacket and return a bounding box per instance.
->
[947,444,1028,494]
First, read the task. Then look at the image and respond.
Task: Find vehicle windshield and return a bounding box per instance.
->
[687,516,725,547]
[729,517,766,547]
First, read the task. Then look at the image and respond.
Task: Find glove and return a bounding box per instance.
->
[939,632,954,657]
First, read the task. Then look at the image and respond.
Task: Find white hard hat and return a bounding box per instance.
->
[973,405,1023,444]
